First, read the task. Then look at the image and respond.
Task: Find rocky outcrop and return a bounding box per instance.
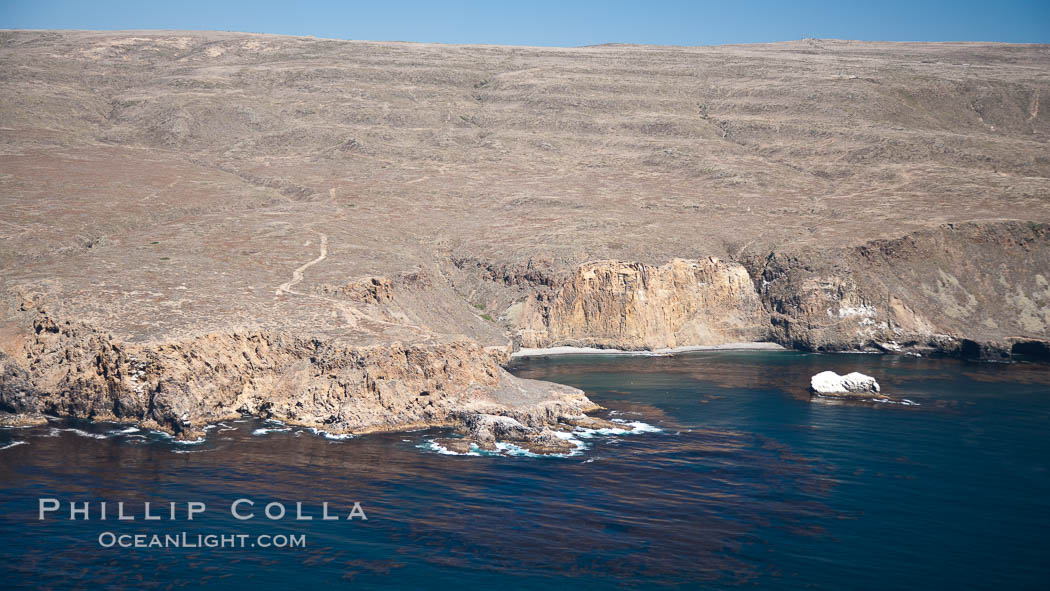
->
[459,413,576,454]
[318,276,394,303]
[810,371,881,395]
[0,302,597,440]
[430,412,636,455]
[751,221,1050,358]
[501,222,1050,359]
[518,258,769,350]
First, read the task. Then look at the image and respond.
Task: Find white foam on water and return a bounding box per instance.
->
[611,419,664,433]
[548,430,589,455]
[572,419,663,439]
[813,394,921,406]
[59,428,110,440]
[872,397,921,406]
[417,439,578,459]
[490,441,553,458]
[252,419,294,436]
[573,426,628,438]
[416,439,481,456]
[0,441,28,450]
[496,439,597,458]
[173,437,206,445]
[252,427,292,436]
[306,428,353,440]
[41,424,196,441]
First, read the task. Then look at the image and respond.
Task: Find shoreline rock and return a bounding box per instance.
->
[0,412,49,428]
[0,306,598,442]
[810,370,883,398]
[458,412,593,455]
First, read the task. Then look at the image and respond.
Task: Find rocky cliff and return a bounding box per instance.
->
[752,221,1050,359]
[506,221,1050,359]
[518,258,769,349]
[0,296,597,439]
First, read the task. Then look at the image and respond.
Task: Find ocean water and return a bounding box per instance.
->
[1,351,1048,589]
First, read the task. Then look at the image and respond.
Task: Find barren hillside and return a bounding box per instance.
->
[1,31,1048,437]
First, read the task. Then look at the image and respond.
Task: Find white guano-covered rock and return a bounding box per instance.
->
[810,371,881,395]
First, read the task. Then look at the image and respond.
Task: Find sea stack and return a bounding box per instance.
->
[810,371,881,396]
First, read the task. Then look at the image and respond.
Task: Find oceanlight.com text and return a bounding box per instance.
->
[97,531,307,549]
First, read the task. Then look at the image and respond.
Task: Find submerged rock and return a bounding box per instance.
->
[562,415,625,431]
[518,428,576,455]
[432,438,474,455]
[810,371,881,396]
[0,412,48,428]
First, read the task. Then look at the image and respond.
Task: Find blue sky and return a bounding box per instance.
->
[1,0,1047,46]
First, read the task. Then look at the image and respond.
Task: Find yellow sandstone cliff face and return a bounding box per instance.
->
[519,258,770,350]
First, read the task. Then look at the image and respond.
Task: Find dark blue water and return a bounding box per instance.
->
[1,351,1048,589]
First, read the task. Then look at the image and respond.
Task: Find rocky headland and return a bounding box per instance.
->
[1,31,1048,442]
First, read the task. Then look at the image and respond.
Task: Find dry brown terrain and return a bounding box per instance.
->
[1,31,1048,439]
